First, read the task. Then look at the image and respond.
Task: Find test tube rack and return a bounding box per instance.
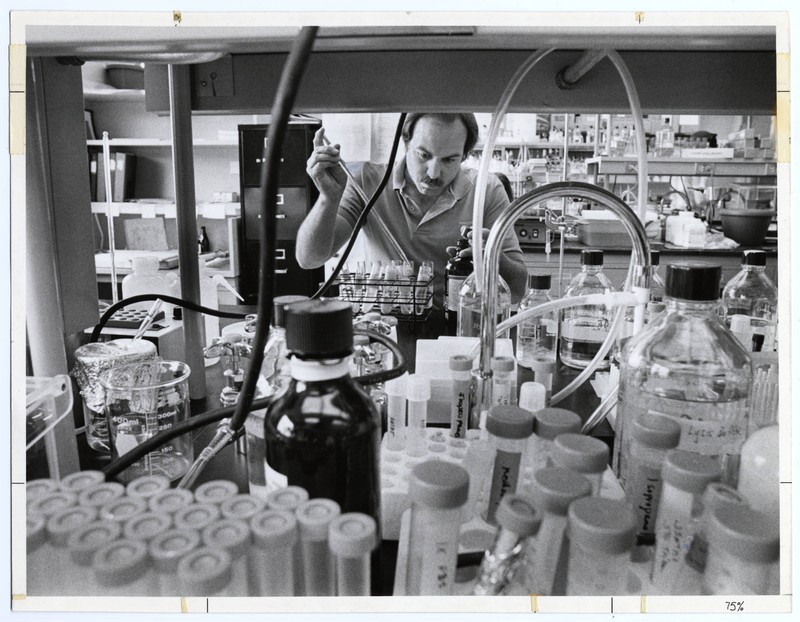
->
[331,275,434,322]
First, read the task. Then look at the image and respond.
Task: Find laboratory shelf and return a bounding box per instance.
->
[586,156,777,177]
[90,201,240,218]
[86,138,239,147]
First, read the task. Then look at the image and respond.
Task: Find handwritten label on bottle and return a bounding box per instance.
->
[649,409,746,454]
[487,449,521,524]
[627,461,664,538]
[419,524,458,594]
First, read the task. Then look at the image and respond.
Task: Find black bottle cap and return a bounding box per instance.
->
[272,295,311,328]
[664,262,722,301]
[580,249,604,266]
[285,299,353,357]
[650,250,660,266]
[742,249,767,267]
[527,273,551,290]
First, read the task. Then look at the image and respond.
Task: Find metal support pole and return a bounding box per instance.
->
[556,49,609,89]
[168,64,207,400]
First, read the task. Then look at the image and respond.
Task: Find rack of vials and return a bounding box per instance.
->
[26,473,377,597]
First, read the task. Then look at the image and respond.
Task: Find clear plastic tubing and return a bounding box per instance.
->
[550,433,610,497]
[125,474,171,501]
[43,505,98,594]
[77,482,126,510]
[650,450,721,593]
[123,511,173,544]
[624,413,681,544]
[296,498,341,596]
[404,460,469,595]
[177,547,233,597]
[149,528,202,596]
[485,405,534,524]
[703,504,779,595]
[26,514,48,596]
[93,538,154,596]
[66,520,123,595]
[58,470,105,495]
[249,509,298,596]
[384,373,407,451]
[449,355,472,439]
[565,497,637,596]
[405,374,430,458]
[527,467,592,596]
[99,496,148,525]
[173,503,221,533]
[194,479,239,506]
[147,488,194,516]
[202,518,251,597]
[527,407,582,476]
[328,512,378,596]
[491,356,517,406]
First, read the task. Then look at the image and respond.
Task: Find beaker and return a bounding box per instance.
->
[101,360,193,483]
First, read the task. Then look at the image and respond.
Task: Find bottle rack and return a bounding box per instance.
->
[331,275,435,322]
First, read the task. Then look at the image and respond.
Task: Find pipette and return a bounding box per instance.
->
[130,299,164,344]
[321,134,370,204]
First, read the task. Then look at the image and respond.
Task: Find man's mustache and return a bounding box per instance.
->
[420,177,443,187]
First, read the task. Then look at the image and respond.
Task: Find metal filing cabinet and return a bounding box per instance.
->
[238,120,324,304]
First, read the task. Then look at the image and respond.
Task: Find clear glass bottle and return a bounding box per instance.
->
[617,250,667,362]
[246,295,309,499]
[722,250,778,352]
[559,249,615,370]
[516,273,558,374]
[615,263,752,487]
[456,271,512,339]
[655,118,675,157]
[263,300,382,589]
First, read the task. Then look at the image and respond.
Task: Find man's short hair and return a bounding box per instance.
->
[401,113,480,158]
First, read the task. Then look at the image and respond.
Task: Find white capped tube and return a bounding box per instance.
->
[67,520,123,588]
[519,382,546,414]
[44,505,98,594]
[194,479,239,506]
[265,486,309,594]
[123,511,173,544]
[147,488,194,515]
[405,374,430,458]
[219,493,266,522]
[173,503,221,532]
[58,470,105,495]
[490,356,517,406]
[93,538,154,596]
[296,498,341,596]
[27,490,77,519]
[177,547,233,597]
[328,512,378,596]
[384,373,407,451]
[449,355,472,439]
[77,482,126,510]
[149,528,202,596]
[27,478,59,502]
[249,509,298,596]
[550,433,610,496]
[99,496,148,525]
[125,474,171,501]
[26,514,49,596]
[202,518,250,596]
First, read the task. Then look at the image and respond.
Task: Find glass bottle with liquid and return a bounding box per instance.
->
[457,271,512,338]
[721,250,778,352]
[559,249,615,370]
[655,118,675,157]
[615,263,752,487]
[444,229,473,334]
[516,273,558,374]
[264,300,382,526]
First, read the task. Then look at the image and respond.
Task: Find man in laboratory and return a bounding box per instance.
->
[296,112,528,310]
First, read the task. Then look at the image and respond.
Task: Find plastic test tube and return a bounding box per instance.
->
[296,498,341,596]
[550,433,610,496]
[525,467,592,596]
[93,538,154,596]
[485,405,534,525]
[265,486,309,595]
[126,474,171,501]
[404,460,469,595]
[328,513,378,596]
[490,356,517,406]
[123,511,173,544]
[405,374,430,458]
[99,496,148,525]
[565,497,637,595]
[703,504,779,595]
[202,518,250,597]
[384,374,407,451]
[148,528,202,596]
[524,407,582,477]
[66,520,123,595]
[449,355,472,439]
[194,479,239,506]
[43,505,98,595]
[148,488,194,515]
[173,503,221,532]
[77,482,126,510]
[650,450,720,594]
[249,509,298,596]
[58,470,106,495]
[177,547,233,597]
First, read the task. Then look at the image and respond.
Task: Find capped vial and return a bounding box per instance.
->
[296,498,341,596]
[126,474,171,500]
[194,479,239,506]
[518,382,547,414]
[44,505,99,594]
[26,514,48,596]
[490,356,517,406]
[67,520,122,572]
[219,493,267,522]
[147,488,194,515]
[384,373,407,451]
[77,482,126,509]
[449,356,473,439]
[328,512,378,596]
[26,478,59,502]
[173,503,221,532]
[566,497,637,595]
[249,509,298,596]
[123,511,173,543]
[28,490,77,519]
[266,486,310,512]
[149,528,202,596]
[525,407,582,476]
[551,433,610,496]
[202,518,251,596]
[93,538,153,596]
[59,470,105,494]
[177,547,233,597]
[99,496,148,524]
[405,374,430,458]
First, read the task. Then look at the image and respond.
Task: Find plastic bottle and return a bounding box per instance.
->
[615,263,752,487]
[559,249,615,370]
[457,268,512,339]
[550,433,610,496]
[197,261,242,348]
[737,424,779,521]
[483,405,534,524]
[121,256,177,311]
[516,274,558,383]
[650,450,721,593]
[490,356,517,406]
[328,513,378,596]
[622,413,682,544]
[565,497,637,595]
[722,250,778,352]
[703,504,779,595]
[655,118,675,157]
[403,460,469,595]
[263,300,382,588]
[444,230,473,335]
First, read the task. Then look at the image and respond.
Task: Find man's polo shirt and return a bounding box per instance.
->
[337,157,523,310]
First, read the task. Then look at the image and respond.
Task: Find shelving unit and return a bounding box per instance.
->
[86,138,239,147]
[89,201,240,218]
